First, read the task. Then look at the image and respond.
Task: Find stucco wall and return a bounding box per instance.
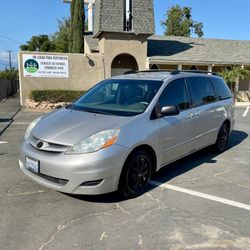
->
[19,51,104,105]
[99,33,148,78]
[19,34,149,106]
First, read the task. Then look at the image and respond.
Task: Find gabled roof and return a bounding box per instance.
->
[148,35,250,65]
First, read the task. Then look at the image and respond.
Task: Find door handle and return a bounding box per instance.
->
[194,111,201,117]
[187,113,194,119]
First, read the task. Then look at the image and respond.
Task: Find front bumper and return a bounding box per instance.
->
[19,139,128,195]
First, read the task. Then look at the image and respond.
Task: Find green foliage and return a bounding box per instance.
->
[52,18,71,53]
[219,66,250,84]
[20,35,55,52]
[69,0,85,53]
[29,90,85,103]
[0,68,19,80]
[20,1,86,53]
[161,5,204,38]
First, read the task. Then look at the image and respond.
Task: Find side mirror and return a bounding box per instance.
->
[161,105,180,117]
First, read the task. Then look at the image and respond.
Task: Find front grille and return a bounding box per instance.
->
[39,173,69,185]
[29,136,69,153]
[31,170,69,186]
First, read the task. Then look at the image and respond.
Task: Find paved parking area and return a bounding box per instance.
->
[0,106,250,249]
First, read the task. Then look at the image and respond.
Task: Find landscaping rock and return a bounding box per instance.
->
[25,99,71,110]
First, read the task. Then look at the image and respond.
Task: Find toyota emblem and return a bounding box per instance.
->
[37,141,44,149]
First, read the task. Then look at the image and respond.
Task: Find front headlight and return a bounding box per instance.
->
[24,117,42,141]
[66,129,120,155]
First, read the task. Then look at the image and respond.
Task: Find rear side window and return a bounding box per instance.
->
[159,78,189,110]
[187,77,216,107]
[210,77,232,100]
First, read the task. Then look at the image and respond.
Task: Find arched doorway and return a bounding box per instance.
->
[111,54,139,76]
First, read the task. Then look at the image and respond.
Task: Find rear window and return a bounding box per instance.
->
[210,77,232,100]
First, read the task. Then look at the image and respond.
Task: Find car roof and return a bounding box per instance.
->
[110,70,222,82]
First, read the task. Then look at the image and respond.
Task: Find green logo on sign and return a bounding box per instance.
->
[24,59,39,73]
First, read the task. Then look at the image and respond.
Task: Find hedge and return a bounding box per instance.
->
[29,90,86,103]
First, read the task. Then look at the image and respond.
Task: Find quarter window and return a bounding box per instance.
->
[159,78,189,110]
[210,77,232,100]
[187,77,216,107]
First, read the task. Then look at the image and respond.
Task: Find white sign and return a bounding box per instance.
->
[23,54,69,78]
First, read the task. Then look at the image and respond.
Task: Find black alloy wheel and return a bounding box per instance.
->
[119,150,152,199]
[215,123,230,153]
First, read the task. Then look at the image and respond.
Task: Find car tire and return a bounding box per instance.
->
[214,123,230,153]
[119,150,152,199]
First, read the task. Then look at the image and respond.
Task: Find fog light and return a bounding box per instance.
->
[80,179,103,187]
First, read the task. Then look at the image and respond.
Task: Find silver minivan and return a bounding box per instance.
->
[19,71,235,198]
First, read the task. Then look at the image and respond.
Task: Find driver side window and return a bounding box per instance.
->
[159,78,189,110]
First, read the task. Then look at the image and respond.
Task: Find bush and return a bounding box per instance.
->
[29,89,85,103]
[0,69,19,80]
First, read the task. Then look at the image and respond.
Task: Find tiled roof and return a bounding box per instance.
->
[93,0,154,37]
[84,33,99,52]
[148,35,250,65]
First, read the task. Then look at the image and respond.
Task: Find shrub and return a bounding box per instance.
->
[29,89,85,103]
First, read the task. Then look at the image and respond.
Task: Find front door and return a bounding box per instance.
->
[157,78,196,166]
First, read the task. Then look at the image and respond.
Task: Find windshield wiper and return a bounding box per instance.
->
[68,103,78,110]
[86,109,112,115]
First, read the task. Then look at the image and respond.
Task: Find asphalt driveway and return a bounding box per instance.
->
[0,105,249,249]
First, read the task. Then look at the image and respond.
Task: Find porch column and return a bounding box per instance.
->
[208,64,213,72]
[178,64,182,70]
[146,58,150,70]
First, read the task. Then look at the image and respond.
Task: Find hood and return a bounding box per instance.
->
[31,108,131,146]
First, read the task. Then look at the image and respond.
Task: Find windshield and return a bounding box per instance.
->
[72,79,163,116]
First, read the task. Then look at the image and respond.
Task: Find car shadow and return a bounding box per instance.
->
[66,130,248,203]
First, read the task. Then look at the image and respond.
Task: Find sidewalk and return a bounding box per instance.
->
[0,93,21,136]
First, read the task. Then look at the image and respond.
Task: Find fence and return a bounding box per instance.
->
[0,79,19,101]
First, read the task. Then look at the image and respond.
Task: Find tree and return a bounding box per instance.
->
[69,0,85,53]
[0,68,18,80]
[219,66,250,91]
[52,18,71,53]
[161,5,204,38]
[20,35,55,52]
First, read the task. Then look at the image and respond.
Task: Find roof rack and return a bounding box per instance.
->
[123,69,218,76]
[171,70,218,76]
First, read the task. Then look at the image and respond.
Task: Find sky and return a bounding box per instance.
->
[1,0,250,69]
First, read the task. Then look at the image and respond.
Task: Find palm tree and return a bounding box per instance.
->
[219,66,250,91]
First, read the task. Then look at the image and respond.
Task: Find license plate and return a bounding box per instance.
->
[25,157,39,174]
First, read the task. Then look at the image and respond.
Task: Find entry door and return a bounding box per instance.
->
[157,78,196,166]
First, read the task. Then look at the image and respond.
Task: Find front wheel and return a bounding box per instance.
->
[119,150,152,199]
[214,123,230,153]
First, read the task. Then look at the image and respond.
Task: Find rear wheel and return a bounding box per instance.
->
[119,150,152,199]
[214,123,230,153]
